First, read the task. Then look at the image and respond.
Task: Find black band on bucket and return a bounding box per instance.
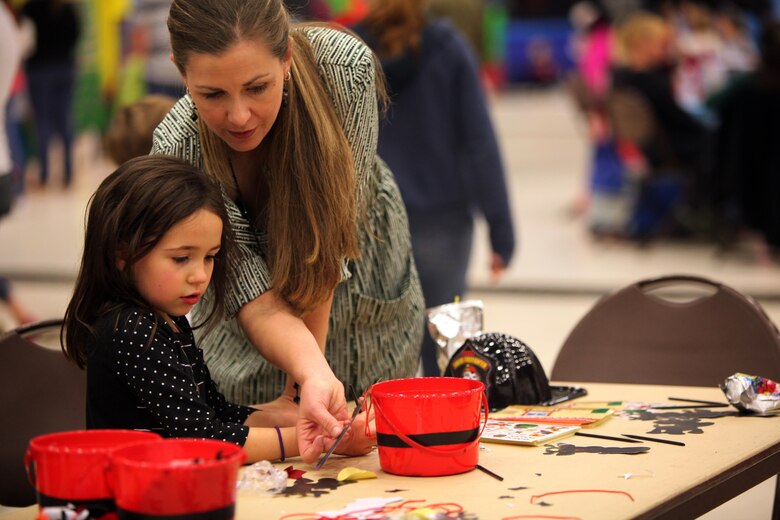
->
[118,504,235,520]
[37,492,115,517]
[377,427,480,448]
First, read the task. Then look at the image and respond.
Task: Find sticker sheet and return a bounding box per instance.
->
[481,420,580,446]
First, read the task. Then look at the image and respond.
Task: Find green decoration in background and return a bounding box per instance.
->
[324,0,347,15]
[484,3,508,63]
[113,54,148,110]
[73,0,110,133]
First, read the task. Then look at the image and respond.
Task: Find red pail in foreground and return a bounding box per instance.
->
[370,377,487,476]
[108,438,246,519]
[25,429,161,518]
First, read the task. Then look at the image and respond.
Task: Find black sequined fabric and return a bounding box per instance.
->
[444,333,552,411]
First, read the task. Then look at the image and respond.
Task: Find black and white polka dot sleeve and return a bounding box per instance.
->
[201,367,256,424]
[109,311,250,445]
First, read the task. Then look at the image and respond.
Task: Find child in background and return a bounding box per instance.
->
[61,155,374,463]
[609,11,713,238]
[103,94,176,165]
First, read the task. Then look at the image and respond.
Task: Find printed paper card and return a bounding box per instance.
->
[490,406,614,427]
[480,420,580,446]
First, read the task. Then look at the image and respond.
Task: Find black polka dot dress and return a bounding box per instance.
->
[86,307,254,445]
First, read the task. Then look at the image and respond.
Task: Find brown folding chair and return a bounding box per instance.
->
[0,319,85,507]
[551,274,780,386]
[550,274,780,518]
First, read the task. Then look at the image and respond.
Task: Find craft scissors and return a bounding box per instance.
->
[314,385,364,469]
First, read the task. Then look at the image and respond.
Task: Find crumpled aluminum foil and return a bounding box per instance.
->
[236,460,288,494]
[426,300,484,374]
[721,373,780,415]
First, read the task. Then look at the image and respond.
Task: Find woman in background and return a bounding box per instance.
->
[21,0,80,188]
[354,0,516,376]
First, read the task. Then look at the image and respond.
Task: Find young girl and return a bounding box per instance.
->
[61,155,374,463]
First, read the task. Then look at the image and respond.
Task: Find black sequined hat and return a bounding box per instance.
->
[444,332,585,411]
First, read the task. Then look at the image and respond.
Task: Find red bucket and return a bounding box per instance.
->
[25,429,161,518]
[108,438,246,519]
[370,377,488,476]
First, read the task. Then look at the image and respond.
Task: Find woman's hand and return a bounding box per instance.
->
[297,376,350,464]
[238,289,347,462]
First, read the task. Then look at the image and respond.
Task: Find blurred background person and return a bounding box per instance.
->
[712,2,759,81]
[20,0,81,189]
[127,0,183,99]
[708,20,780,262]
[2,0,32,198]
[1,0,35,330]
[673,0,729,117]
[354,0,516,376]
[569,1,614,108]
[610,10,714,239]
[566,0,615,221]
[103,93,176,166]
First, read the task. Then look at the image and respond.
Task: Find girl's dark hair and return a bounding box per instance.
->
[61,155,233,368]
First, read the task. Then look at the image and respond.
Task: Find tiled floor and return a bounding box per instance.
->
[0,86,777,518]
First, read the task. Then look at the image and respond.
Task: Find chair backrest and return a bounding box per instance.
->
[0,320,85,507]
[550,275,780,387]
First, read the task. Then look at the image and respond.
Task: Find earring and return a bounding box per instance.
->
[189,93,199,121]
[282,71,290,108]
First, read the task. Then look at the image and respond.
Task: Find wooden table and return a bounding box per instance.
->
[3,383,778,519]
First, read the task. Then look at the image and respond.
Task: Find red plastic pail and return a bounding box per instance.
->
[25,429,161,519]
[370,377,488,476]
[108,438,246,519]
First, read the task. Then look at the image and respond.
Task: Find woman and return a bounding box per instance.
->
[354,0,516,375]
[152,0,423,461]
[21,0,80,188]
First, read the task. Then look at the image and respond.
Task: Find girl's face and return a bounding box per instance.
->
[132,209,222,323]
[184,38,292,154]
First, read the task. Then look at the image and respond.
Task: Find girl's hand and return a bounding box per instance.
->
[332,411,375,457]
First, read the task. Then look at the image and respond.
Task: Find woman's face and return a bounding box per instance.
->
[184,38,291,153]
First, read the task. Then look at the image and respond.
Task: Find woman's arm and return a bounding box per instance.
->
[302,290,333,350]
[238,289,348,463]
[237,289,334,386]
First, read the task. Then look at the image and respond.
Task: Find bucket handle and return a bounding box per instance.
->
[370,391,489,458]
[24,449,36,486]
[104,461,116,497]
